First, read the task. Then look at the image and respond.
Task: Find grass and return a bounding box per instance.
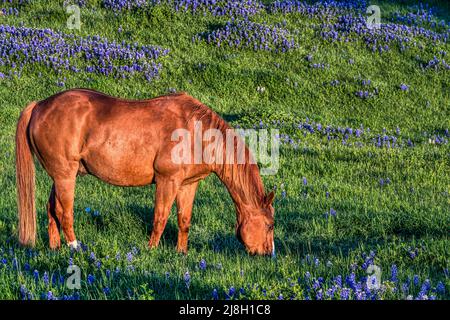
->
[0,0,449,300]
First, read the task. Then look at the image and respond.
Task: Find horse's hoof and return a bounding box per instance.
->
[67,240,79,250]
[49,240,61,250]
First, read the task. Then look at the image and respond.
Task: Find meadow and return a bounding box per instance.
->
[0,0,449,300]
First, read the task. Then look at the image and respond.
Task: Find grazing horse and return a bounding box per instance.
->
[15,89,275,255]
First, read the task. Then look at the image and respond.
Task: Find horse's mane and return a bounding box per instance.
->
[185,96,266,209]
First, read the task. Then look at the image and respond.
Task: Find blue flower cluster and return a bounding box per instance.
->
[104,0,264,17]
[252,118,449,150]
[269,0,368,18]
[0,25,169,82]
[0,243,448,300]
[320,13,450,54]
[103,0,148,11]
[1,7,18,16]
[1,0,28,15]
[194,20,296,53]
[101,0,450,60]
[207,251,447,300]
[165,0,264,18]
[391,4,450,32]
[423,56,450,70]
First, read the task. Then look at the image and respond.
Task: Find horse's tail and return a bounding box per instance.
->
[15,101,38,247]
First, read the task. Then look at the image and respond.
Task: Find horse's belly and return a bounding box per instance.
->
[81,146,156,187]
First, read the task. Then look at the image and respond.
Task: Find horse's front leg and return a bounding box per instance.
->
[176,182,199,254]
[149,177,180,249]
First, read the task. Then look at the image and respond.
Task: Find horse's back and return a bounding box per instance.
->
[28,89,200,186]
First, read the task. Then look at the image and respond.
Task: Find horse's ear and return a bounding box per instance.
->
[264,191,275,207]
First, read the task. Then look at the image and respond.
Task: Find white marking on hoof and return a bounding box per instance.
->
[68,240,79,249]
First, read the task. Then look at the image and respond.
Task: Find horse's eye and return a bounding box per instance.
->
[267,224,274,231]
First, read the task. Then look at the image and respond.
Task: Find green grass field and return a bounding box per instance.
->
[0,0,449,300]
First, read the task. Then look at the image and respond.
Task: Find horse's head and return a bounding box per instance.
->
[236,191,275,257]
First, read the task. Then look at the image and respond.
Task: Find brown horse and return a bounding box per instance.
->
[15,89,275,255]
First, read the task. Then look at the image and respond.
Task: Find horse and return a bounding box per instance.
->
[15,89,275,256]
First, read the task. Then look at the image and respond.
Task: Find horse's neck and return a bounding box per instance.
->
[214,162,264,223]
[201,109,264,220]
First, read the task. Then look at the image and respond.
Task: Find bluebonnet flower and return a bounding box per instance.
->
[20,284,29,300]
[401,281,409,294]
[334,275,342,288]
[330,208,336,217]
[408,247,418,259]
[346,273,357,291]
[340,288,350,300]
[314,258,320,266]
[43,272,49,286]
[126,252,133,262]
[195,20,296,53]
[436,282,445,295]
[0,25,169,82]
[87,274,95,285]
[199,259,206,271]
[212,288,219,300]
[226,287,236,299]
[417,279,431,300]
[412,275,420,287]
[46,291,55,300]
[391,265,398,282]
[184,271,191,288]
[312,279,321,290]
[400,84,409,91]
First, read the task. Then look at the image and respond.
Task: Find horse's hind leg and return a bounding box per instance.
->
[53,178,78,249]
[175,182,198,254]
[149,177,180,249]
[47,184,61,249]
